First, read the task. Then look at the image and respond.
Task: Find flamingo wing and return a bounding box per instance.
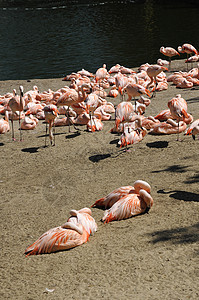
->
[25,226,89,256]
[102,193,146,223]
[91,186,134,209]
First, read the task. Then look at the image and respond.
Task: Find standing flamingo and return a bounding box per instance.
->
[123,83,151,112]
[56,83,91,132]
[8,85,24,141]
[95,64,109,97]
[160,46,180,69]
[146,64,168,97]
[43,104,59,146]
[115,72,129,100]
[178,43,198,70]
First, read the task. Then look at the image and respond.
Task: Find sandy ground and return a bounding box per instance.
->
[0,60,199,300]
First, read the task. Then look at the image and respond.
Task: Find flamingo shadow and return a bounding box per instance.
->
[152,164,189,173]
[21,146,45,153]
[65,132,81,139]
[146,141,169,148]
[186,96,199,103]
[157,189,199,202]
[184,172,199,184]
[148,222,199,245]
[89,153,111,163]
[110,138,120,145]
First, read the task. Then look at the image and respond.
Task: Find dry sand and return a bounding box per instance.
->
[0,60,199,299]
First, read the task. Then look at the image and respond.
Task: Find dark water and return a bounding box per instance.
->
[0,1,198,81]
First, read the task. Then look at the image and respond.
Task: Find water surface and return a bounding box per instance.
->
[0,1,198,80]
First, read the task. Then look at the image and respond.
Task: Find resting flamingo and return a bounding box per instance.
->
[8,85,24,141]
[168,96,189,140]
[21,115,38,130]
[118,116,147,149]
[97,180,153,223]
[24,208,97,256]
[43,104,59,146]
[114,101,135,130]
[185,119,199,140]
[91,180,151,209]
[149,119,187,135]
[95,64,108,83]
[0,111,10,134]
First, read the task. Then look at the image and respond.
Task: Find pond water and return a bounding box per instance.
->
[0,0,198,80]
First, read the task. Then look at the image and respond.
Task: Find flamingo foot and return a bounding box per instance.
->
[124,148,131,152]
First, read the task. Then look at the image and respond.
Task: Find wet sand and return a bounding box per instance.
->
[0,60,199,299]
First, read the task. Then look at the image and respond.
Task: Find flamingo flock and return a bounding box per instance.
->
[0,43,198,144]
[0,42,198,255]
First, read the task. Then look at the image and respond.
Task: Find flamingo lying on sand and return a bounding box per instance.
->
[93,180,153,223]
[149,119,187,135]
[185,119,199,140]
[0,111,10,134]
[118,116,147,149]
[24,208,97,256]
[168,95,189,140]
[91,180,151,209]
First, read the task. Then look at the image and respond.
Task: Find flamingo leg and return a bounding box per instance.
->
[11,114,15,141]
[134,98,137,114]
[67,106,81,133]
[53,121,55,146]
[45,122,48,147]
[19,111,22,141]
[177,121,180,141]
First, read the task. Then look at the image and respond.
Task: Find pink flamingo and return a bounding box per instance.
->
[168,96,189,140]
[24,208,97,256]
[185,119,199,140]
[56,84,91,132]
[146,64,168,97]
[149,119,187,135]
[8,85,24,141]
[96,180,153,223]
[160,46,180,69]
[123,82,151,112]
[21,115,38,130]
[43,104,59,146]
[91,180,151,209]
[0,111,10,134]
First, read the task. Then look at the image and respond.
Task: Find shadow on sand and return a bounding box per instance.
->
[146,141,169,148]
[152,164,189,173]
[148,222,199,246]
[157,189,199,202]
